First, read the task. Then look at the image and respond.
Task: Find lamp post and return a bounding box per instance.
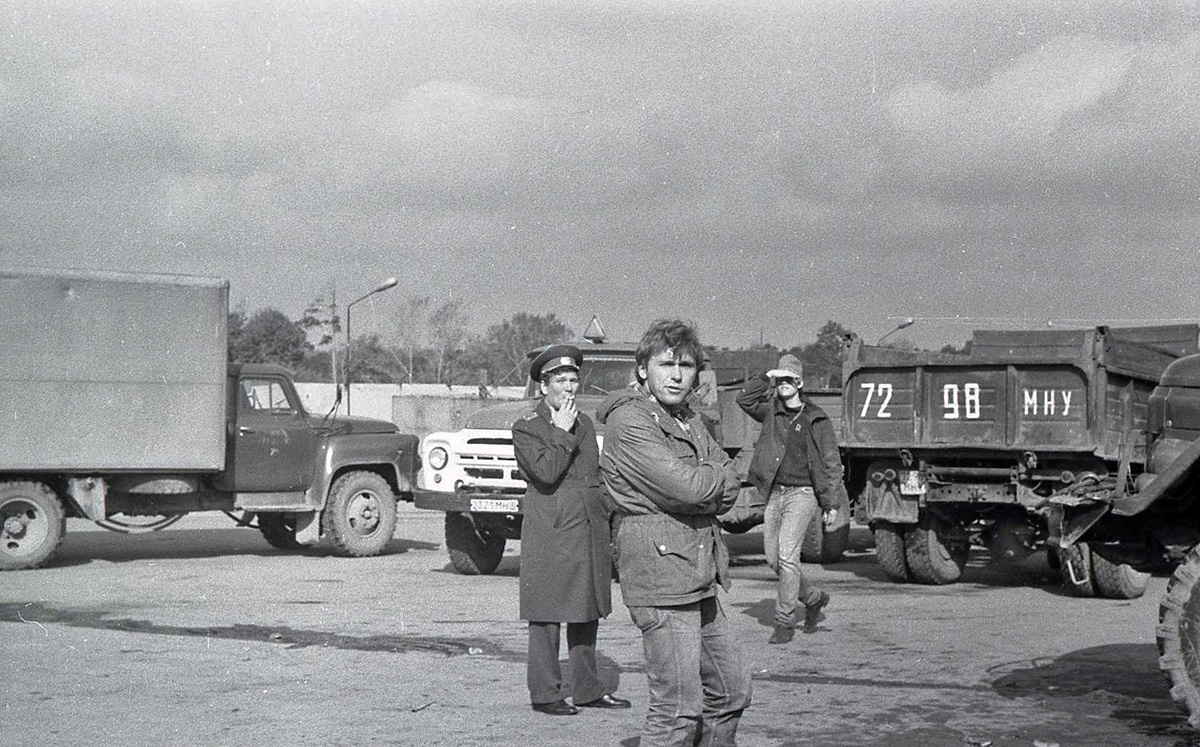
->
[878,317,915,346]
[345,277,398,415]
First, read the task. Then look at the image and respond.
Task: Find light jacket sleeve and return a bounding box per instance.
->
[736,372,772,423]
[610,410,733,515]
[512,417,582,489]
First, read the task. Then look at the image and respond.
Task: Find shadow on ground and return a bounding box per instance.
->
[43,528,439,569]
[991,643,1200,744]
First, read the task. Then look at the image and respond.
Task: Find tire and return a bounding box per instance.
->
[1056,543,1097,597]
[802,517,850,563]
[0,481,66,571]
[904,515,967,585]
[258,513,302,551]
[1158,547,1200,728]
[1092,551,1151,600]
[874,521,912,581]
[444,512,505,575]
[322,471,398,557]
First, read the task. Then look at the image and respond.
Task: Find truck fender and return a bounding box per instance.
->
[1112,436,1200,517]
[305,440,410,510]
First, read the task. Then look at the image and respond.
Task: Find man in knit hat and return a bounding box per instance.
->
[737,353,847,644]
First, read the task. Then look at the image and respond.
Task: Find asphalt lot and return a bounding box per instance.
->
[3,504,1198,747]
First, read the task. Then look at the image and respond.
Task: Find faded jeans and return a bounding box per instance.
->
[762,485,822,628]
[627,595,751,747]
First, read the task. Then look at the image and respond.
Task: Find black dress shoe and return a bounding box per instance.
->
[531,699,580,716]
[576,694,632,709]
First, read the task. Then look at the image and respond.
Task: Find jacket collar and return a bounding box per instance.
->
[632,383,697,440]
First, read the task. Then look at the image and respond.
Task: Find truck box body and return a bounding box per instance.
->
[842,326,1200,463]
[0,268,228,472]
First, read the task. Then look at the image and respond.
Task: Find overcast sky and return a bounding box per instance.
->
[2,1,1196,350]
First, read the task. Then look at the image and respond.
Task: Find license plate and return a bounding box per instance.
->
[470,498,519,513]
[899,470,926,495]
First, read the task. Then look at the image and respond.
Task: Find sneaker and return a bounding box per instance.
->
[803,591,830,633]
[768,625,794,644]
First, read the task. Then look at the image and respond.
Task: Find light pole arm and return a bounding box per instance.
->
[344,277,399,415]
[878,317,915,346]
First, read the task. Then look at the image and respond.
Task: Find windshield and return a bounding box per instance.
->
[524,355,638,398]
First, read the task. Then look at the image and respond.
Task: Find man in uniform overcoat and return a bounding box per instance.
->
[512,344,631,716]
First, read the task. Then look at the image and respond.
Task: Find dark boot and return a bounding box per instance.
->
[768,625,794,644]
[803,590,830,633]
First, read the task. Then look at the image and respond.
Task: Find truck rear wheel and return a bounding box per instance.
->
[0,481,66,571]
[904,516,967,585]
[445,512,505,575]
[802,517,850,563]
[1092,550,1151,599]
[1158,546,1200,728]
[322,471,398,557]
[258,513,302,551]
[874,521,912,581]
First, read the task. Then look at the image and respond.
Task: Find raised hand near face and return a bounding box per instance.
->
[550,394,578,432]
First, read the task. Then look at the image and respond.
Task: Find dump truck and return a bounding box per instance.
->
[1046,339,1200,727]
[414,323,850,574]
[0,267,419,570]
[840,324,1199,592]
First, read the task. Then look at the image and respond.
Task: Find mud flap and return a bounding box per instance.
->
[865,482,919,525]
[1045,501,1110,550]
[294,511,321,545]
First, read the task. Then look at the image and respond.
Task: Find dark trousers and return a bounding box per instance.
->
[527,620,604,704]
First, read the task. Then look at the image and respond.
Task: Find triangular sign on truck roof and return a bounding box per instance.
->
[583,315,607,343]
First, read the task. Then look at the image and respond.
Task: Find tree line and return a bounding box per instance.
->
[227,294,947,390]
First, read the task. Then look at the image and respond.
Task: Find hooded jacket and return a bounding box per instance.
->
[736,372,849,515]
[597,384,740,607]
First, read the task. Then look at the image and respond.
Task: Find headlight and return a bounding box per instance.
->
[428,446,449,471]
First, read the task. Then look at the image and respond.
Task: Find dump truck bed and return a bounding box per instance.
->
[841,326,1199,461]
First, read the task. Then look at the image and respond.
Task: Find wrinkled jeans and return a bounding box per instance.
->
[627,595,751,747]
[762,485,822,628]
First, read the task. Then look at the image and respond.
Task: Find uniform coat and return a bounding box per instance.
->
[512,401,613,623]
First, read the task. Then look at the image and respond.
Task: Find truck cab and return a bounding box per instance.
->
[414,330,642,574]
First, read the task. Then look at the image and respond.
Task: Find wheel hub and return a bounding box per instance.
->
[3,514,27,538]
[0,499,49,557]
[347,492,381,535]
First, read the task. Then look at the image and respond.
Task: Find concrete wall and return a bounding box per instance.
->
[294,383,526,441]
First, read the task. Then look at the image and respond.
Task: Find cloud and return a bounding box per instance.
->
[881,32,1198,200]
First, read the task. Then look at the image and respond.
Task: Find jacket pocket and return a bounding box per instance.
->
[653,525,707,597]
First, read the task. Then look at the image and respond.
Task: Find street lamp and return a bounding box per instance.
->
[878,317,915,346]
[345,277,399,415]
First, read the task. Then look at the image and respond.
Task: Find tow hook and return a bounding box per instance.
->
[1064,551,1090,586]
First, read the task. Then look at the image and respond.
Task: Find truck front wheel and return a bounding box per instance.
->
[1158,546,1200,728]
[1091,550,1151,599]
[445,512,505,575]
[0,481,66,571]
[905,515,968,585]
[322,471,398,557]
